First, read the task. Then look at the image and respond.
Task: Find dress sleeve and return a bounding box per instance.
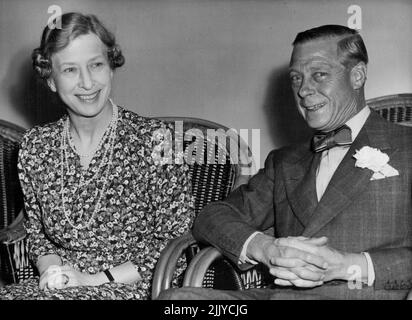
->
[18,132,60,265]
[130,121,195,299]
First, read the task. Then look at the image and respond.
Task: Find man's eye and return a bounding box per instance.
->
[313,72,327,80]
[290,75,302,84]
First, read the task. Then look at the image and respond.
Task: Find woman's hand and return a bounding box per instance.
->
[39,265,69,290]
[58,265,104,287]
[39,264,104,290]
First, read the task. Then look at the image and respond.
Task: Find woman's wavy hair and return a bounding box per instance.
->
[32,12,125,79]
[292,24,368,70]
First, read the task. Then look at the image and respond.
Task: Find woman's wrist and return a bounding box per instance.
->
[92,271,113,286]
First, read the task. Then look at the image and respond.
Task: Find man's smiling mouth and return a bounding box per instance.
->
[303,102,326,111]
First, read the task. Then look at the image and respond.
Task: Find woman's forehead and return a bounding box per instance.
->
[52,33,107,64]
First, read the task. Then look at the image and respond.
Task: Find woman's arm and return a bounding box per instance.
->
[60,261,142,287]
[18,132,62,271]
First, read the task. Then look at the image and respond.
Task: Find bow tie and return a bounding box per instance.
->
[312,125,352,153]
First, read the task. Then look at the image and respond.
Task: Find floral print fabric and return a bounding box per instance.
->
[0,107,194,299]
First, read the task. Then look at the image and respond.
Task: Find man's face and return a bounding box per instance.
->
[289,38,359,132]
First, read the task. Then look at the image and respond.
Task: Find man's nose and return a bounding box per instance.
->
[78,67,93,90]
[298,78,315,99]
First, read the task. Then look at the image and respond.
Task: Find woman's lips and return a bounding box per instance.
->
[76,90,100,103]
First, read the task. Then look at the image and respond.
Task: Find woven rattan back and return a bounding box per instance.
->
[157,117,253,215]
[367,93,412,126]
[0,120,25,230]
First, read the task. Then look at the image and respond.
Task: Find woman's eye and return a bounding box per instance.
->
[63,67,76,73]
[91,62,104,69]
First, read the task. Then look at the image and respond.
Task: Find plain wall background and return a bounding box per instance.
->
[1,0,411,168]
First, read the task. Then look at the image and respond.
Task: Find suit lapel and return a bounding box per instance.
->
[302,112,396,237]
[282,145,320,227]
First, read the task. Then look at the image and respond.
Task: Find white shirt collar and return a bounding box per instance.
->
[345,105,371,141]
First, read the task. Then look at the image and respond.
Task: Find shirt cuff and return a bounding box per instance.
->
[362,252,375,286]
[238,231,262,265]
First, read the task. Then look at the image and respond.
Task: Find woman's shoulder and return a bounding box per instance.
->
[119,107,175,142]
[21,117,65,149]
[120,107,172,129]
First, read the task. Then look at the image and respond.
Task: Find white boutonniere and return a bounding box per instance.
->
[353,146,399,180]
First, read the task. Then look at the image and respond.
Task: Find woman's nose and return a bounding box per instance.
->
[78,68,93,90]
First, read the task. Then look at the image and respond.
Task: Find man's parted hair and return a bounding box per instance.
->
[292,25,368,69]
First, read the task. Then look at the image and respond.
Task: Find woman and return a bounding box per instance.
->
[0,12,194,299]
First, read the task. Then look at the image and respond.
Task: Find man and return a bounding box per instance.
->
[159,25,412,299]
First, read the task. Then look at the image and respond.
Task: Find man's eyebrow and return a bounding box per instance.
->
[309,61,334,68]
[288,66,300,73]
[289,60,336,72]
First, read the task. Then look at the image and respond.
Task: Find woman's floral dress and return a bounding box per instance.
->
[0,106,195,299]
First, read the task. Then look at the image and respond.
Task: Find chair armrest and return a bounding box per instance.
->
[183,246,272,290]
[0,210,26,244]
[183,246,224,287]
[152,232,198,299]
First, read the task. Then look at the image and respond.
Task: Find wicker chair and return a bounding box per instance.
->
[179,93,412,292]
[151,117,257,299]
[0,119,36,284]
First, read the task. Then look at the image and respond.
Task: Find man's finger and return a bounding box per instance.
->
[269,267,299,280]
[274,278,294,286]
[304,236,328,246]
[274,247,328,269]
[274,277,323,288]
[270,265,325,282]
[270,256,307,268]
[291,278,324,288]
[275,238,319,254]
[275,237,328,252]
[291,266,325,281]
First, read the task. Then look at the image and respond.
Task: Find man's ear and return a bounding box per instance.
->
[350,62,367,90]
[47,78,57,92]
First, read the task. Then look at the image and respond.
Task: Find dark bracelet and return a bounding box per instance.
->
[104,269,115,282]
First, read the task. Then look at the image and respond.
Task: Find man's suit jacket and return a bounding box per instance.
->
[193,111,412,299]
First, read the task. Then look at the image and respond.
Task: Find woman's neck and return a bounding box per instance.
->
[68,102,114,145]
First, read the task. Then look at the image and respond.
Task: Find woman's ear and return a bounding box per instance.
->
[47,78,57,92]
[350,62,367,90]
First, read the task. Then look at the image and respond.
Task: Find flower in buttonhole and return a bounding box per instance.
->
[353,146,389,172]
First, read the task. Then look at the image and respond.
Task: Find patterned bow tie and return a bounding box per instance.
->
[312,125,352,153]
